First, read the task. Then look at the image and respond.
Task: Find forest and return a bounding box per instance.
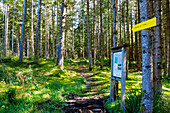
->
[0,0,169,112]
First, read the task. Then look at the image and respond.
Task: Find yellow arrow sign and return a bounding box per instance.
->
[132,17,156,32]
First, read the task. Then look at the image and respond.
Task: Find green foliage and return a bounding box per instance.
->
[153,90,170,113]
[125,89,142,113]
[0,57,86,112]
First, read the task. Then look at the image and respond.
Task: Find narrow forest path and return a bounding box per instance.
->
[64,61,107,113]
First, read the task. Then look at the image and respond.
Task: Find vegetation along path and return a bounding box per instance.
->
[65,61,107,113]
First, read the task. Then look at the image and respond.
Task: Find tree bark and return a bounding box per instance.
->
[57,0,66,70]
[130,8,134,62]
[19,0,27,61]
[12,0,15,56]
[166,0,170,77]
[153,0,162,94]
[4,4,8,57]
[31,0,34,56]
[135,10,138,62]
[56,1,59,58]
[82,0,85,59]
[72,20,74,59]
[40,7,42,56]
[87,0,92,71]
[34,0,41,62]
[140,0,153,112]
[119,0,122,44]
[93,0,96,64]
[52,0,55,59]
[138,0,142,70]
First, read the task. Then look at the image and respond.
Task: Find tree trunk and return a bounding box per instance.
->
[52,0,55,59]
[82,0,85,59]
[140,0,153,112]
[31,0,34,56]
[19,0,27,61]
[93,0,96,64]
[138,0,142,70]
[126,0,129,78]
[57,0,66,70]
[153,0,162,95]
[130,8,134,63]
[166,0,170,77]
[100,0,103,70]
[72,21,74,59]
[135,10,138,62]
[40,8,42,56]
[119,1,122,44]
[12,0,15,56]
[87,0,92,70]
[56,1,59,58]
[16,26,20,56]
[107,0,110,58]
[4,4,8,57]
[28,18,31,57]
[34,0,41,62]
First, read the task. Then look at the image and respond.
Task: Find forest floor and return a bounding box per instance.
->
[65,61,107,113]
[0,57,169,113]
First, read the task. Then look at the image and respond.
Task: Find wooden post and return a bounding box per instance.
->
[110,44,128,112]
[121,47,126,111]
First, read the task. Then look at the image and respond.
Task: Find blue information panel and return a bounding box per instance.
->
[113,52,122,78]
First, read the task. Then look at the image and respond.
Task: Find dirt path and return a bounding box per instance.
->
[64,62,107,113]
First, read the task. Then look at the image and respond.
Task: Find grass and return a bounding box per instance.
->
[0,57,169,112]
[0,57,86,112]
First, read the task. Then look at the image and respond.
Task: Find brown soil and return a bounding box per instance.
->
[64,62,107,113]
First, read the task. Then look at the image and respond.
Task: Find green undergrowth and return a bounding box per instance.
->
[78,58,170,113]
[0,57,169,112]
[0,57,86,113]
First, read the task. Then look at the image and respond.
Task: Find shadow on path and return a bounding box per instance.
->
[65,62,107,113]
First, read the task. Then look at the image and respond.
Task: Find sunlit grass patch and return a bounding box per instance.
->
[0,57,86,112]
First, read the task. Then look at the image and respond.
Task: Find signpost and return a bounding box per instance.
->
[110,44,129,112]
[132,17,156,32]
[110,17,156,112]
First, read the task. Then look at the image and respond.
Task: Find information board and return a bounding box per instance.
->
[113,52,122,78]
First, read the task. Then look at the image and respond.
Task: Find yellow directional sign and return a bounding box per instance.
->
[132,17,156,32]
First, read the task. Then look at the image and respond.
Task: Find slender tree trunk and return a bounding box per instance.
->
[140,0,153,112]
[122,2,125,44]
[135,10,138,62]
[34,0,41,62]
[31,0,34,56]
[165,0,170,77]
[12,0,15,56]
[87,0,92,70]
[4,4,8,57]
[100,0,103,70]
[107,0,110,58]
[138,0,142,70]
[82,0,85,59]
[28,20,31,57]
[57,0,66,70]
[52,0,55,59]
[65,7,68,58]
[65,29,68,58]
[16,26,20,56]
[93,0,96,64]
[153,0,162,94]
[119,0,122,44]
[130,8,134,62]
[40,8,42,56]
[126,0,129,78]
[19,0,27,61]
[72,26,74,59]
[56,1,59,58]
